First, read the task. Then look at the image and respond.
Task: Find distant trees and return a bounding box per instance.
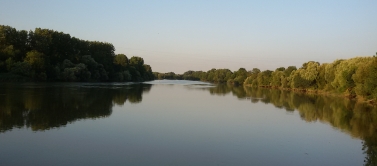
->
[0,25,154,82]
[155,68,238,84]
[153,54,377,101]
[242,55,377,101]
[271,67,285,87]
[4,24,373,99]
[230,68,248,86]
[153,52,377,102]
[289,61,320,89]
[257,70,273,87]
[244,68,260,86]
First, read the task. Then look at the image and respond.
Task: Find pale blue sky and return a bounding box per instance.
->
[1,0,376,73]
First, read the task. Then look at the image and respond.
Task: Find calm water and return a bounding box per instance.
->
[0,80,376,166]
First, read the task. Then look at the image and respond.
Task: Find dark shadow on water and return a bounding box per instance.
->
[0,83,151,132]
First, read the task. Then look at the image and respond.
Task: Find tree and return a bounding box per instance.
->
[257,70,273,86]
[213,69,232,83]
[0,26,28,62]
[271,69,284,87]
[316,63,327,90]
[289,61,319,89]
[129,56,144,67]
[143,64,154,80]
[62,63,90,81]
[0,25,153,82]
[29,28,53,56]
[353,57,377,99]
[290,70,311,89]
[331,57,369,94]
[244,68,261,86]
[299,61,319,82]
[114,54,128,67]
[9,61,31,76]
[284,66,296,77]
[324,59,343,90]
[232,68,248,85]
[25,50,45,72]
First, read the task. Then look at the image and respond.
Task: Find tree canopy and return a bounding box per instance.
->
[0,25,154,82]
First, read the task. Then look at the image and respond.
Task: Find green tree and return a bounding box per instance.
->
[324,59,343,90]
[0,25,153,82]
[129,56,144,67]
[316,63,327,90]
[284,66,296,77]
[271,69,284,87]
[62,63,91,81]
[257,70,273,86]
[232,68,247,86]
[244,68,260,86]
[331,57,370,94]
[289,61,319,89]
[114,54,128,67]
[290,70,310,89]
[25,50,45,71]
[213,69,232,83]
[353,57,377,99]
[9,61,31,76]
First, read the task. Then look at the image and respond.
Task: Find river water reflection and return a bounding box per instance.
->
[0,80,376,166]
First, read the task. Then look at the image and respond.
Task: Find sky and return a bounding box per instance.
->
[1,0,376,74]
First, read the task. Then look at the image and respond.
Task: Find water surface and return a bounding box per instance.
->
[0,80,376,166]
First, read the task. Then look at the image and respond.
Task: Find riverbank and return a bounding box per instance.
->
[244,84,377,106]
[0,73,155,83]
[0,73,33,82]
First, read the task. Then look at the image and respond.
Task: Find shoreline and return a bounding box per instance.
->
[244,84,377,107]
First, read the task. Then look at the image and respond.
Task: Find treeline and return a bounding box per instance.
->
[154,68,248,85]
[155,55,377,101]
[244,56,377,101]
[0,25,154,82]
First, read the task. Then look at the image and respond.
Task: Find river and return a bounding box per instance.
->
[0,80,376,166]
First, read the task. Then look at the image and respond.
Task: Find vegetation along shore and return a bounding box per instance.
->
[1,25,376,103]
[155,56,377,104]
[0,25,154,82]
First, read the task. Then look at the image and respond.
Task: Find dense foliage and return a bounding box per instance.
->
[1,25,376,100]
[156,55,377,101]
[244,56,377,101]
[154,68,249,85]
[0,25,154,82]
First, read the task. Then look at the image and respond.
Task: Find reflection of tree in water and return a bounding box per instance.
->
[1,83,376,165]
[363,136,377,166]
[208,85,377,165]
[208,84,247,99]
[112,84,151,105]
[242,86,377,166]
[0,83,151,132]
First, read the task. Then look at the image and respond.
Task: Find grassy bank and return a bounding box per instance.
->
[244,84,377,106]
[0,73,33,82]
